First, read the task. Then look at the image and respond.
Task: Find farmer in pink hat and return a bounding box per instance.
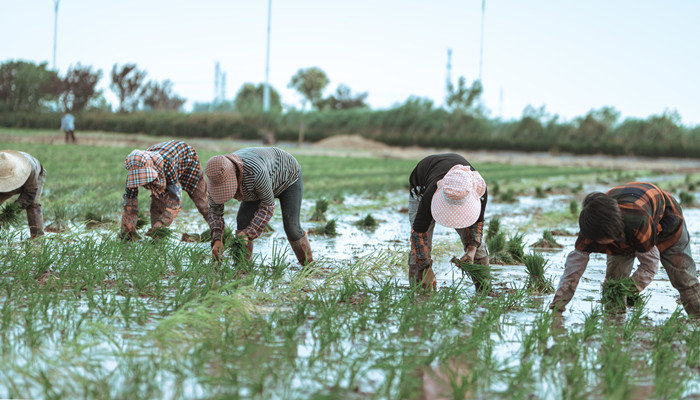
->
[205,147,312,266]
[409,153,488,291]
[0,150,46,238]
[120,140,209,239]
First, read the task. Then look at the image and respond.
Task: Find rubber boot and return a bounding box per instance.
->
[679,283,700,318]
[421,267,437,291]
[289,233,313,266]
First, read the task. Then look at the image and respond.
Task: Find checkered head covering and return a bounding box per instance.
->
[124,150,164,189]
[205,155,237,204]
[431,165,486,228]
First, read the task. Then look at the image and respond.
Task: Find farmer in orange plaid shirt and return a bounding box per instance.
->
[120,140,208,239]
[550,182,700,317]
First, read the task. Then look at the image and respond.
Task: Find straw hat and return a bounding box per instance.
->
[0,150,32,192]
[205,155,237,204]
[124,150,160,188]
[431,165,486,228]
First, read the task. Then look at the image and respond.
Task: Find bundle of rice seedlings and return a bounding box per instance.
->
[136,210,149,229]
[323,219,338,236]
[226,234,250,264]
[451,256,492,292]
[197,227,233,243]
[149,226,173,240]
[506,232,526,263]
[84,210,111,229]
[602,277,640,313]
[310,198,329,221]
[355,213,378,229]
[522,252,555,293]
[569,200,579,216]
[486,217,501,240]
[531,230,563,249]
[0,202,23,228]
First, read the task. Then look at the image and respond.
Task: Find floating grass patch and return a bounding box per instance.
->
[531,230,563,249]
[0,201,22,228]
[601,277,641,313]
[354,213,378,229]
[451,256,492,292]
[310,198,329,221]
[522,252,554,293]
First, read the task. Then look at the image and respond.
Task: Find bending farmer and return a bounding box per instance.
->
[205,147,312,266]
[550,182,700,317]
[409,153,489,290]
[120,140,209,239]
[0,150,46,238]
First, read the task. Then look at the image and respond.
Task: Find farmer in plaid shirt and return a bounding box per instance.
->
[120,141,209,239]
[550,182,700,317]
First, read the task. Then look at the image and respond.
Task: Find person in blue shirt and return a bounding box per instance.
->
[60,113,76,143]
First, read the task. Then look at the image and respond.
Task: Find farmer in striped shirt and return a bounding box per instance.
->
[409,153,489,291]
[120,141,209,239]
[550,182,700,316]
[204,147,313,266]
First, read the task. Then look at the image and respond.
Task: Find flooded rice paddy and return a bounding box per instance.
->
[1,180,699,399]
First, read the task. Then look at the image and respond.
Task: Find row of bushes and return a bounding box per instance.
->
[2,108,700,158]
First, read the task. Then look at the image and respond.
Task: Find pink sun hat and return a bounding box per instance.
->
[431,165,486,228]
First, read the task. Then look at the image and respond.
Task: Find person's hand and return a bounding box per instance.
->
[145,221,164,237]
[459,245,478,264]
[212,240,223,262]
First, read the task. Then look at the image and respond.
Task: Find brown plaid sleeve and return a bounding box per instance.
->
[243,203,275,240]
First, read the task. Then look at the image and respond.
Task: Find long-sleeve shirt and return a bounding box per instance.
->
[0,152,44,208]
[123,140,202,201]
[550,182,682,310]
[209,147,301,241]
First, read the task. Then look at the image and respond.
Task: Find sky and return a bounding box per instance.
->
[1,0,699,126]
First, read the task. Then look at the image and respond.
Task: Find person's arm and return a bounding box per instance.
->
[549,249,590,311]
[242,203,275,240]
[150,183,182,228]
[120,188,139,239]
[631,246,660,291]
[208,196,226,260]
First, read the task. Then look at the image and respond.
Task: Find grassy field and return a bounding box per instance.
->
[0,132,699,399]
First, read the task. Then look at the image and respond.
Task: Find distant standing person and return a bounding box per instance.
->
[550,182,700,317]
[0,150,46,238]
[408,153,489,291]
[60,112,76,143]
[120,140,209,239]
[205,147,313,265]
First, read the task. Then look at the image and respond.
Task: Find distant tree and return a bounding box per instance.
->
[0,60,60,112]
[141,79,185,111]
[317,84,368,110]
[59,63,102,112]
[288,67,329,146]
[234,83,282,114]
[445,76,483,114]
[110,63,146,113]
[288,67,329,111]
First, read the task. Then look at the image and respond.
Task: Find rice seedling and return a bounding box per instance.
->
[148,226,173,240]
[505,232,526,263]
[530,230,563,249]
[486,217,501,241]
[601,277,640,313]
[83,209,114,228]
[569,199,579,216]
[678,190,695,207]
[0,201,22,228]
[226,234,251,264]
[354,213,378,229]
[451,256,491,292]
[499,188,516,203]
[535,186,546,198]
[310,219,338,236]
[522,252,555,293]
[310,198,329,221]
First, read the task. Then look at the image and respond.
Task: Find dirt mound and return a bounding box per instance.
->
[313,135,390,150]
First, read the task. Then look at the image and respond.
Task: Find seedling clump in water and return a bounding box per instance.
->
[602,277,641,312]
[0,201,22,228]
[522,252,555,293]
[355,213,378,229]
[310,198,329,221]
[531,230,563,249]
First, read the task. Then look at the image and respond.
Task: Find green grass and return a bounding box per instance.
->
[0,130,696,399]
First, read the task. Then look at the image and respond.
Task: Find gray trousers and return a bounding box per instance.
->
[408,194,488,282]
[606,221,700,316]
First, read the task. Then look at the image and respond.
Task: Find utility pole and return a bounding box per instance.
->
[52,0,60,70]
[478,0,485,82]
[263,0,272,113]
[445,48,452,104]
